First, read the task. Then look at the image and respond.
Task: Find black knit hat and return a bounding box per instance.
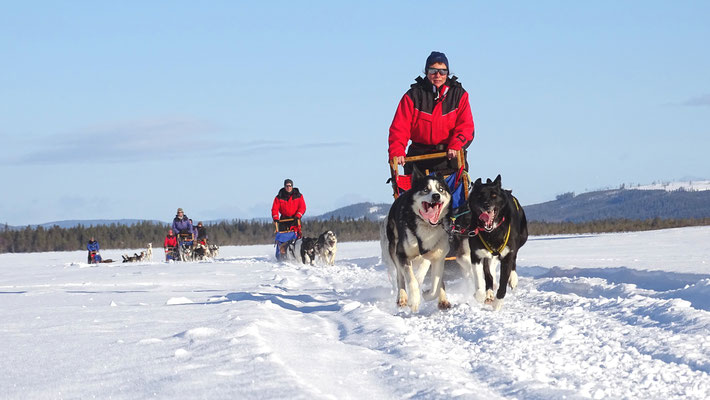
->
[284,179,293,186]
[425,51,449,71]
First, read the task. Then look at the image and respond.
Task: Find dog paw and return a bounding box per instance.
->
[484,289,495,304]
[397,289,408,308]
[438,300,452,310]
[474,290,486,303]
[508,271,518,289]
[491,298,504,311]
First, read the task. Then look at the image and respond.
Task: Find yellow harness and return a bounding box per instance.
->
[478,196,520,255]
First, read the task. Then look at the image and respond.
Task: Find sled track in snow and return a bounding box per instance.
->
[301,257,710,399]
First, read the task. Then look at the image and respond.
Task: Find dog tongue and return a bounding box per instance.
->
[479,212,491,223]
[420,202,442,224]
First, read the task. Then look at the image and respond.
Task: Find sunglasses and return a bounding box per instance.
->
[427,68,448,76]
[285,184,292,187]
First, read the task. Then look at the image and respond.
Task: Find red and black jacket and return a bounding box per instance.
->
[271,188,306,221]
[164,234,177,248]
[388,76,475,160]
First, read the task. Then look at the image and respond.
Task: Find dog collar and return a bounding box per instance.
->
[447,216,505,238]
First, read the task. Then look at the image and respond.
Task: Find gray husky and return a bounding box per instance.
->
[380,168,453,312]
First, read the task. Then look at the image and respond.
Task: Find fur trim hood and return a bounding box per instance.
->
[276,187,302,200]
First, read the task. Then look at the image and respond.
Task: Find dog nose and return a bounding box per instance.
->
[432,193,440,202]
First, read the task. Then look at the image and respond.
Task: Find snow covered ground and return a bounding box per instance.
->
[633,180,710,192]
[2,226,710,399]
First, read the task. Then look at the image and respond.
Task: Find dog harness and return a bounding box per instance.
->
[477,224,511,256]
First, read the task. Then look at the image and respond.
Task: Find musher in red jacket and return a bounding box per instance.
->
[271,179,306,237]
[388,51,475,174]
[163,229,178,261]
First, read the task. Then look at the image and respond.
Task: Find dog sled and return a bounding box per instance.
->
[165,246,179,261]
[273,218,300,260]
[88,251,114,264]
[177,232,195,262]
[388,150,470,209]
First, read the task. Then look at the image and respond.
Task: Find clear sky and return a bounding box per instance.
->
[2,1,708,226]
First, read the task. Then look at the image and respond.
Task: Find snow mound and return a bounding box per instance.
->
[165,297,193,305]
[175,327,219,339]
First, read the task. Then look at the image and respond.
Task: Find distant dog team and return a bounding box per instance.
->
[119,242,219,263]
[280,230,338,265]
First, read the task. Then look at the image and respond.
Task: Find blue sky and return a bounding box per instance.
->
[2,1,708,225]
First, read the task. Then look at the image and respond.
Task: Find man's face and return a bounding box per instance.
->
[285,183,293,193]
[427,62,448,88]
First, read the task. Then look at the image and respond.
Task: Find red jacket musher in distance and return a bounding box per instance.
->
[388,76,474,160]
[164,234,177,248]
[271,187,306,221]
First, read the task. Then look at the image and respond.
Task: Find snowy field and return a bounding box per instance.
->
[2,227,710,399]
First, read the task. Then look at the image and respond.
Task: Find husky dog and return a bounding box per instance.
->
[146,243,153,262]
[458,175,528,311]
[380,168,453,312]
[192,242,209,261]
[122,251,146,263]
[208,244,219,259]
[316,231,338,265]
[291,237,318,265]
[179,244,192,262]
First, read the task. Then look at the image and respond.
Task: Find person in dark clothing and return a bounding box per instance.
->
[87,237,100,263]
[196,221,208,245]
[388,51,475,174]
[271,179,306,237]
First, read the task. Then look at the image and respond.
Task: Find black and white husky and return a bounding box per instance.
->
[456,175,528,311]
[290,237,318,265]
[316,230,338,265]
[380,168,453,312]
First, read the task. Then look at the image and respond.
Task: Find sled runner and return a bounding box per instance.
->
[274,218,300,260]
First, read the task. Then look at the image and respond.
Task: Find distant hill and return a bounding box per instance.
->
[525,187,710,222]
[310,202,390,221]
[6,180,709,229]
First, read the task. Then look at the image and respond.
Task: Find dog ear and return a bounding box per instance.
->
[494,174,502,187]
[473,178,482,188]
[486,178,492,184]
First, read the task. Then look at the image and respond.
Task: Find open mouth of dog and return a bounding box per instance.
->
[478,209,498,231]
[420,201,444,225]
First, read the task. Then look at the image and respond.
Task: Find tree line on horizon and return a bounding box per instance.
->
[1,217,709,253]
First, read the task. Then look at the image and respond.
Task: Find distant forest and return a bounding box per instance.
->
[1,217,709,253]
[0,219,379,253]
